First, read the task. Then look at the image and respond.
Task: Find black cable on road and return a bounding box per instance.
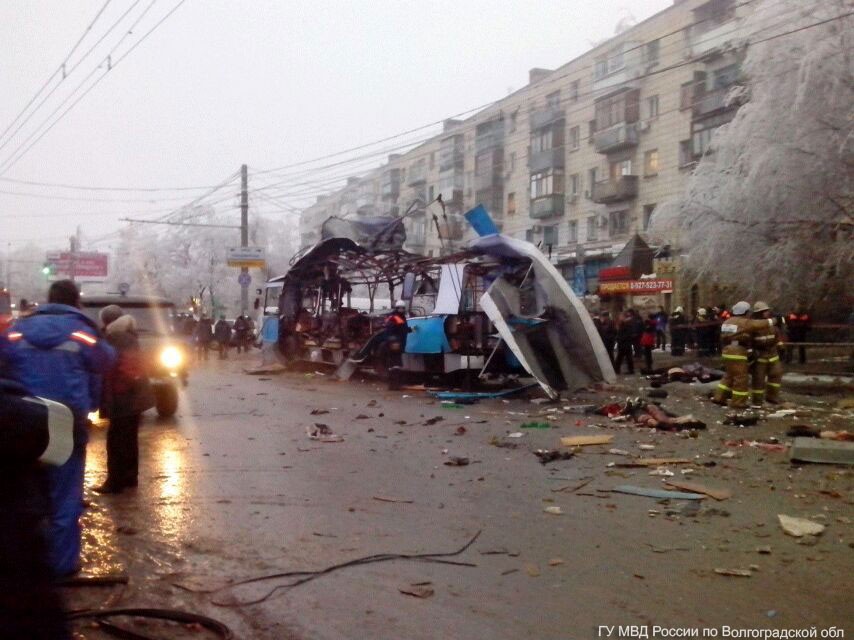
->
[66,607,233,639]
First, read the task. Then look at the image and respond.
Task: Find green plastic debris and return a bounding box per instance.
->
[520,421,551,429]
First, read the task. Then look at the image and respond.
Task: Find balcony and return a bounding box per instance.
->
[407,163,427,185]
[692,87,734,119]
[530,194,565,219]
[688,19,740,58]
[530,107,564,131]
[591,175,639,204]
[529,147,564,173]
[593,122,638,154]
[380,181,399,200]
[475,131,503,153]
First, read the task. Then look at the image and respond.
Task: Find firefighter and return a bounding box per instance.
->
[384,300,411,369]
[750,301,784,405]
[712,301,754,408]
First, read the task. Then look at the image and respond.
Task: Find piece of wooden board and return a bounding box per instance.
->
[616,458,692,467]
[560,435,614,447]
[611,485,705,500]
[664,480,732,501]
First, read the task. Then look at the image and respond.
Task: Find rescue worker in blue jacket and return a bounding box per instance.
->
[0,280,115,577]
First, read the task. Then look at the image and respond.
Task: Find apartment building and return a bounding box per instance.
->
[299,0,748,307]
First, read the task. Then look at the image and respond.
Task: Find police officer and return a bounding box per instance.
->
[1,379,75,639]
[750,301,783,405]
[712,301,754,408]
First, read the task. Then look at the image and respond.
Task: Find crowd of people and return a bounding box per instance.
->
[593,302,813,374]
[178,312,255,361]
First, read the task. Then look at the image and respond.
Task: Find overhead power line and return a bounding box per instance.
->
[0,0,113,145]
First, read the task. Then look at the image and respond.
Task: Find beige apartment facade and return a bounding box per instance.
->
[299,0,749,310]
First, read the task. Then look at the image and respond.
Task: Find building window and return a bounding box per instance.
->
[429,152,435,169]
[594,58,608,80]
[568,126,580,151]
[587,168,597,197]
[569,173,579,197]
[609,210,630,236]
[586,216,598,241]
[531,128,554,154]
[713,63,739,89]
[543,224,558,247]
[644,149,659,176]
[525,228,535,242]
[567,220,578,243]
[507,192,516,216]
[428,185,435,201]
[643,39,660,65]
[609,159,632,178]
[679,140,694,167]
[646,95,659,119]
[530,169,564,199]
[546,90,560,109]
[680,82,694,110]
[510,110,518,133]
[509,152,516,173]
[643,204,656,231]
[570,80,580,102]
[594,89,640,130]
[588,119,596,143]
[608,48,625,73]
[692,128,714,156]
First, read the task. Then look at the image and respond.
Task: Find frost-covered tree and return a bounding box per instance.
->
[109,206,296,315]
[652,0,853,311]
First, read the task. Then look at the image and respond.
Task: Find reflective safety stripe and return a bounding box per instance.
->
[768,356,780,363]
[757,358,770,364]
[7,331,23,341]
[751,390,765,395]
[731,390,750,396]
[70,331,97,346]
[767,382,782,388]
[722,354,748,361]
[717,384,731,391]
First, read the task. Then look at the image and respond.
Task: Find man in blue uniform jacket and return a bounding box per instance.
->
[0,280,115,577]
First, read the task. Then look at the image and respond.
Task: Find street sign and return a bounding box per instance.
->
[237,272,251,286]
[227,246,265,268]
[45,251,108,282]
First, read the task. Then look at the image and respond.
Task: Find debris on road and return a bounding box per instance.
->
[714,568,753,577]
[423,416,445,426]
[521,421,551,429]
[778,514,826,537]
[525,564,541,577]
[373,496,414,504]
[533,449,574,464]
[310,408,329,415]
[444,456,470,466]
[307,424,344,443]
[790,437,854,465]
[664,480,732,501]
[611,485,705,500]
[616,458,692,467]
[548,558,564,566]
[543,506,563,515]
[560,435,614,447]
[399,585,434,598]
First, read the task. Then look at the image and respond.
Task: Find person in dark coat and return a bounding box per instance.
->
[596,311,616,365]
[670,306,688,356]
[628,309,644,358]
[0,380,74,639]
[0,280,115,577]
[95,307,150,494]
[194,315,214,361]
[613,311,636,375]
[214,315,232,360]
[233,315,251,353]
[654,306,668,351]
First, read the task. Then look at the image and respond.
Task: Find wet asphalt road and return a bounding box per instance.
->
[69,352,853,639]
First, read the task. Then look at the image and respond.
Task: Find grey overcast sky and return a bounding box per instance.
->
[0,0,671,249]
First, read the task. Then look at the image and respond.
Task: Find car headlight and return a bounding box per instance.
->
[160,346,183,369]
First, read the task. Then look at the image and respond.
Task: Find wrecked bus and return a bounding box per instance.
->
[261,206,615,397]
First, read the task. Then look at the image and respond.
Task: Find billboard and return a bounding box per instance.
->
[46,251,109,282]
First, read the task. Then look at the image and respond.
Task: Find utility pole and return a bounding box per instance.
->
[240,163,249,314]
